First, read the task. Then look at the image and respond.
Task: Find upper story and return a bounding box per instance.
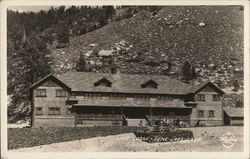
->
[30,72,225,108]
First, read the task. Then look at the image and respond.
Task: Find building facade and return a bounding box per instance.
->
[223,107,244,126]
[30,72,225,128]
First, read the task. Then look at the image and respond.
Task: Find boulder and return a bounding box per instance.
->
[89,43,98,47]
[98,50,113,57]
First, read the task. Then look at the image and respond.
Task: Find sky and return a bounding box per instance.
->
[8,6,68,12]
[8,5,117,12]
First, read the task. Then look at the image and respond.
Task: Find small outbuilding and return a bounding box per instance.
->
[223,107,244,126]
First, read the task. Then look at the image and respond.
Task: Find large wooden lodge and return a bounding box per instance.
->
[30,71,226,128]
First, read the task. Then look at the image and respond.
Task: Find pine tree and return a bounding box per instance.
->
[76,53,88,72]
[233,79,240,91]
[56,21,70,44]
[8,35,52,121]
[182,61,193,82]
[103,6,116,20]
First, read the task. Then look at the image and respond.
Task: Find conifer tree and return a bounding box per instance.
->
[76,53,88,72]
[8,35,52,121]
[191,65,197,79]
[56,21,70,44]
[233,79,240,91]
[182,61,193,82]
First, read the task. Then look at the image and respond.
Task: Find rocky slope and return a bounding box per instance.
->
[51,6,243,87]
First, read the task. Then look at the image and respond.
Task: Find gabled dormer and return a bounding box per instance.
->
[141,79,158,89]
[94,77,112,87]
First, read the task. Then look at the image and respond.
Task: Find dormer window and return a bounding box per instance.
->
[141,79,158,89]
[94,77,112,87]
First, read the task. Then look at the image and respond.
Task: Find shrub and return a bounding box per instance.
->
[134,130,194,143]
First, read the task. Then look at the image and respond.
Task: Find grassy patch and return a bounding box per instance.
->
[8,126,141,150]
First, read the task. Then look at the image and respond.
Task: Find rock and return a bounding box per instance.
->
[89,60,95,65]
[89,43,98,47]
[98,50,112,57]
[199,22,205,27]
[85,51,92,57]
[208,63,215,68]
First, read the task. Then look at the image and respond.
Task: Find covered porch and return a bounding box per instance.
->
[71,99,193,127]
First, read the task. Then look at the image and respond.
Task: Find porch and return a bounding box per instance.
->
[72,102,193,127]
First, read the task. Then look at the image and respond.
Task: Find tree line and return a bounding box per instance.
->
[7,6,116,122]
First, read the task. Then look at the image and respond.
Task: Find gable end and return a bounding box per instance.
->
[30,74,71,91]
[192,82,225,95]
[141,79,158,89]
[94,77,112,87]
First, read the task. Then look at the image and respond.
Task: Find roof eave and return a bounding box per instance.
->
[191,81,226,95]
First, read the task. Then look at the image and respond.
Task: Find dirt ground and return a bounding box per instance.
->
[11,126,243,152]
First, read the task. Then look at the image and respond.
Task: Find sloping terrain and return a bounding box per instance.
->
[51,6,243,87]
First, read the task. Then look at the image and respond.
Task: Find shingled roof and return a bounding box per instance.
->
[223,107,244,117]
[188,81,225,94]
[57,72,192,95]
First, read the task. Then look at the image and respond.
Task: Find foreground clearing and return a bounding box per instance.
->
[10,126,243,152]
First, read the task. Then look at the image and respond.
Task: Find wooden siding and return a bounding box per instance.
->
[32,79,74,128]
[34,118,75,128]
[190,85,223,126]
[230,118,244,126]
[31,78,224,127]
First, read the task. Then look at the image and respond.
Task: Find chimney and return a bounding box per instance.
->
[110,55,119,74]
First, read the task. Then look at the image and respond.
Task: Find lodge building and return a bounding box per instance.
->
[30,71,225,128]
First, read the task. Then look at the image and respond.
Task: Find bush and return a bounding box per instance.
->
[134,130,194,143]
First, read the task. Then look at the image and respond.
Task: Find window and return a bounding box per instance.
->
[157,96,173,101]
[212,94,221,101]
[94,78,112,87]
[84,93,102,99]
[48,107,60,115]
[56,89,67,97]
[134,94,150,100]
[36,89,46,97]
[198,110,204,118]
[141,80,158,89]
[117,94,126,100]
[209,110,215,117]
[197,94,205,101]
[108,94,127,100]
[35,107,43,115]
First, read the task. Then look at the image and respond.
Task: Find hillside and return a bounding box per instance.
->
[51,6,243,87]
[7,6,244,122]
